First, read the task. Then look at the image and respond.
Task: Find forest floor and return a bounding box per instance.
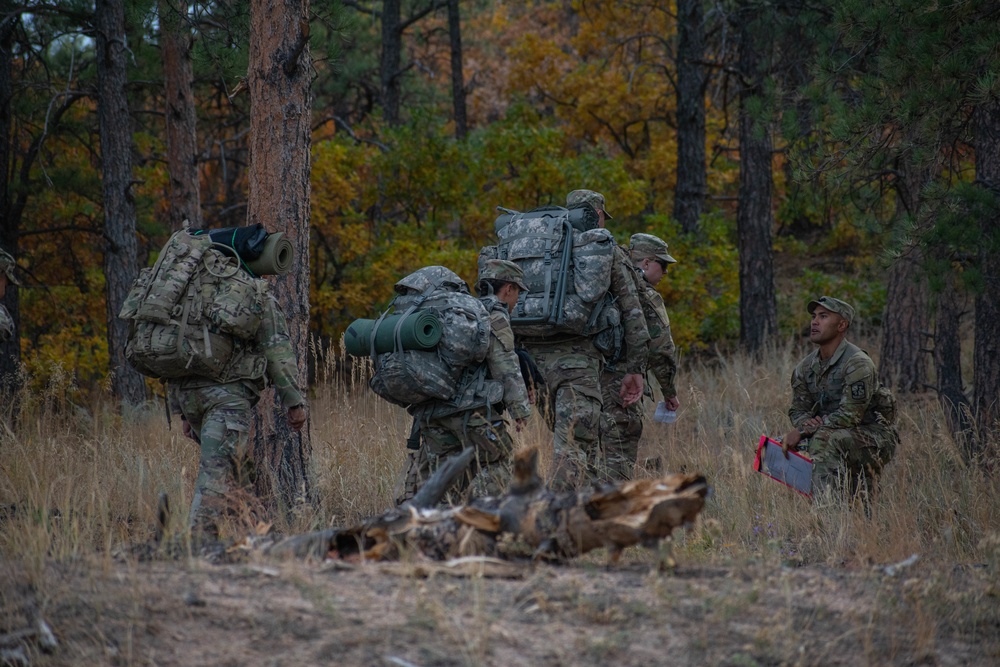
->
[3,547,998,667]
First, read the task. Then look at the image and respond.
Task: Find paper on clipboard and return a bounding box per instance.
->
[753,435,813,497]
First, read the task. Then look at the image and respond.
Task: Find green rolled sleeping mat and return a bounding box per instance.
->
[343,311,443,356]
[245,232,294,276]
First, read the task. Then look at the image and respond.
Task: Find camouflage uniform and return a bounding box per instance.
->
[398,261,532,504]
[170,290,305,533]
[601,234,679,480]
[524,191,650,490]
[0,249,20,344]
[789,297,899,499]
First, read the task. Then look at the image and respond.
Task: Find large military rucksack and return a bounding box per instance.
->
[118,229,269,382]
[479,205,620,343]
[366,266,496,410]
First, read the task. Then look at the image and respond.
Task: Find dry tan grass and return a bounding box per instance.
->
[1,336,997,569]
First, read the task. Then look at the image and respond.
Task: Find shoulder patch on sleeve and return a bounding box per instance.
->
[851,381,867,400]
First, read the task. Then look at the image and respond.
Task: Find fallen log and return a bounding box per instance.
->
[261,447,709,570]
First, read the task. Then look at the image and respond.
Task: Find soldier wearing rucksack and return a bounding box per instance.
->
[481,190,651,490]
[355,264,531,504]
[602,233,680,480]
[119,228,306,539]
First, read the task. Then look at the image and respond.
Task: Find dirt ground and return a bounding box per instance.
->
[2,549,998,667]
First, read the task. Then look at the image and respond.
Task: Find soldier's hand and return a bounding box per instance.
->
[782,428,802,459]
[181,417,197,442]
[620,373,644,407]
[802,416,823,434]
[287,404,307,432]
[664,396,680,411]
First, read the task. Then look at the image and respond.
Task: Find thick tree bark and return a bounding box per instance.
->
[878,163,930,393]
[673,0,706,234]
[380,0,402,126]
[972,99,1000,450]
[0,3,20,391]
[932,279,973,455]
[447,0,467,140]
[159,0,202,230]
[248,0,313,513]
[96,0,145,405]
[736,19,777,355]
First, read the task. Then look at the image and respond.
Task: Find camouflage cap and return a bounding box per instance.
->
[629,233,677,264]
[0,248,20,286]
[566,189,613,220]
[479,259,528,291]
[808,296,855,325]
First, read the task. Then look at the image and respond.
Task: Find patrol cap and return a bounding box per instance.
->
[0,249,20,286]
[566,189,613,220]
[479,259,528,291]
[629,233,677,265]
[808,296,855,325]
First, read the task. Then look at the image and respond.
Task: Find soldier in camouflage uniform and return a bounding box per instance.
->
[397,260,533,504]
[520,190,650,490]
[170,287,307,538]
[600,233,680,480]
[0,249,20,344]
[782,296,899,501]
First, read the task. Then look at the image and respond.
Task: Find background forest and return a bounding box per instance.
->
[1,0,999,453]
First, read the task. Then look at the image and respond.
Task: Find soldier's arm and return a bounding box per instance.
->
[486,312,531,421]
[788,365,816,428]
[610,246,650,375]
[643,288,678,399]
[822,357,877,429]
[257,293,306,410]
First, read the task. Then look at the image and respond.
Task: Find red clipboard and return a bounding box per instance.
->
[753,435,813,498]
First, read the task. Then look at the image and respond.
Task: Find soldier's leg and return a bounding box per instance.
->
[178,385,253,537]
[461,412,515,499]
[394,447,431,506]
[420,418,471,505]
[600,369,643,482]
[845,425,899,506]
[526,340,605,489]
[802,428,854,501]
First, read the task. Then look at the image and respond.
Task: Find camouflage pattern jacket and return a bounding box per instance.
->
[173,290,304,409]
[482,297,531,421]
[789,339,895,431]
[0,304,12,344]
[637,276,678,399]
[609,245,651,375]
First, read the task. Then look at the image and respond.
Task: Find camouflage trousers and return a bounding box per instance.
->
[395,408,515,506]
[801,424,898,501]
[599,369,644,481]
[175,381,257,536]
[523,337,604,491]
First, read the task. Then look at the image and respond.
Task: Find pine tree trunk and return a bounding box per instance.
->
[736,18,777,355]
[248,0,313,513]
[972,99,1000,450]
[447,0,467,140]
[933,280,973,456]
[159,0,202,230]
[673,0,706,234]
[878,164,930,393]
[0,3,19,394]
[96,0,146,406]
[380,0,402,126]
